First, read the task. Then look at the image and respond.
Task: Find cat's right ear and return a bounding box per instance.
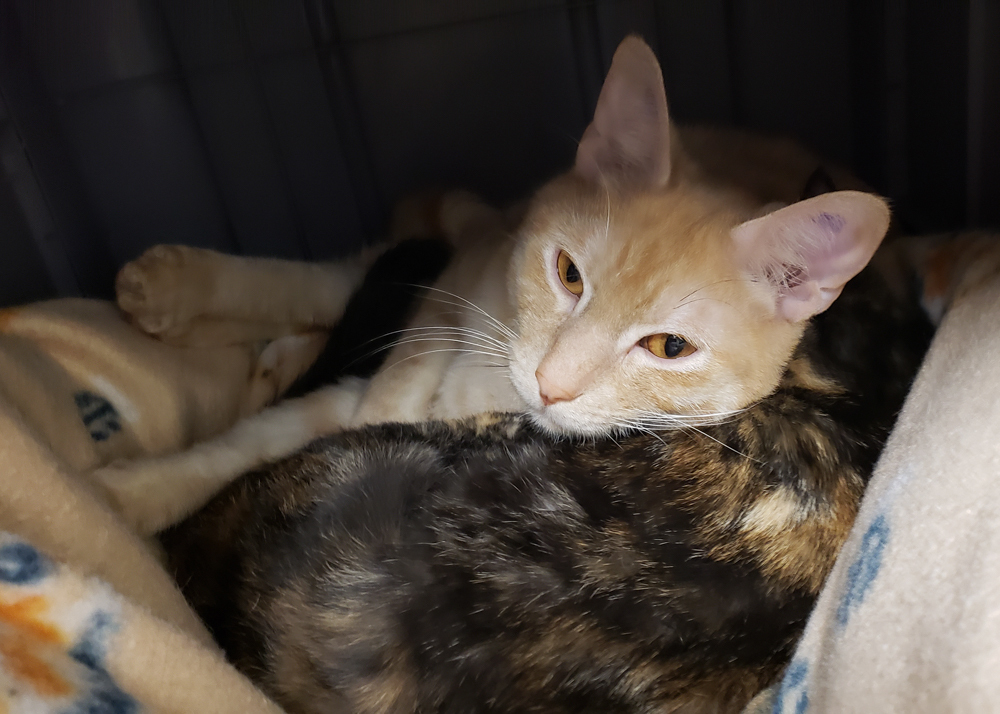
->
[732,191,891,323]
[575,36,672,188]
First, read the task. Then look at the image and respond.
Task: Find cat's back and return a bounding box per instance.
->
[169,415,785,713]
[164,416,560,711]
[676,125,869,204]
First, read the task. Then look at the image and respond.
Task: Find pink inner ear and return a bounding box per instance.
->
[574,36,672,188]
[732,191,891,322]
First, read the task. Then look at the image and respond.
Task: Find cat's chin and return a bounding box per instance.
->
[527,407,613,438]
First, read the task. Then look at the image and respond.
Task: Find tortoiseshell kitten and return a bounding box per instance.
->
[163,230,933,712]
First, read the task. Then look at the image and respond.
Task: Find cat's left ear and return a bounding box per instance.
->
[732,191,891,322]
[574,36,672,188]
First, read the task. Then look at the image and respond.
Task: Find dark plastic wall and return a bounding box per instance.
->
[0,0,997,305]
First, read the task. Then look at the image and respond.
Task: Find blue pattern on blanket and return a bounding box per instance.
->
[74,391,122,442]
[773,658,810,714]
[63,611,140,714]
[837,513,890,628]
[0,541,50,583]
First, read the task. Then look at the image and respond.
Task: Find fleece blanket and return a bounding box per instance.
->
[0,298,324,473]
[0,530,284,714]
[0,298,323,712]
[744,233,1000,714]
[0,392,284,713]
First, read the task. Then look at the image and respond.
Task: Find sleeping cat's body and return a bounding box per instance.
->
[96,37,886,535]
[163,256,933,713]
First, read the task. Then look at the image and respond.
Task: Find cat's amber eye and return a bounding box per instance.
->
[641,334,697,360]
[557,250,584,296]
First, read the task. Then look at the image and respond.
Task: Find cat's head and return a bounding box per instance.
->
[507,36,890,436]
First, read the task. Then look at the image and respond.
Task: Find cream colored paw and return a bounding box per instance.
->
[116,244,216,338]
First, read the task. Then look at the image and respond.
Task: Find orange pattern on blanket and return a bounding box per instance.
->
[0,595,72,696]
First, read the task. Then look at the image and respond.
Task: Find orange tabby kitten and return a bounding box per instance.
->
[97,36,888,534]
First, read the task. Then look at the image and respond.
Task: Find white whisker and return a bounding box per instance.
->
[609,410,759,464]
[603,182,612,242]
[629,407,747,427]
[383,347,512,371]
[415,285,517,340]
[362,279,514,341]
[372,325,509,350]
[384,339,507,359]
[389,336,508,357]
[682,424,760,463]
[674,278,754,310]
[339,319,512,370]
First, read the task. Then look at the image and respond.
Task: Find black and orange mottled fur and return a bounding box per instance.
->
[163,259,932,714]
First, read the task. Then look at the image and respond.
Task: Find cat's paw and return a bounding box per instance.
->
[116,245,215,339]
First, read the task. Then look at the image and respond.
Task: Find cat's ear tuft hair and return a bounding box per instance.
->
[575,35,672,188]
[732,191,891,322]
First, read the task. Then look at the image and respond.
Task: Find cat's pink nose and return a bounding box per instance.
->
[536,369,577,406]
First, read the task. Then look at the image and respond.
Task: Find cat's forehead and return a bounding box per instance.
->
[534,186,747,290]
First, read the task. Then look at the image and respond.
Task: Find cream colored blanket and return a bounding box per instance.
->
[748,236,1000,713]
[0,298,322,713]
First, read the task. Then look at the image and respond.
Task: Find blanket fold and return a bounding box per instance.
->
[0,299,290,712]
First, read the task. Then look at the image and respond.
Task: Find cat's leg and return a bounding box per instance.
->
[346,256,477,425]
[351,348,453,426]
[150,316,306,347]
[350,302,513,427]
[93,379,366,536]
[350,268,512,425]
[117,194,504,345]
[116,245,380,344]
